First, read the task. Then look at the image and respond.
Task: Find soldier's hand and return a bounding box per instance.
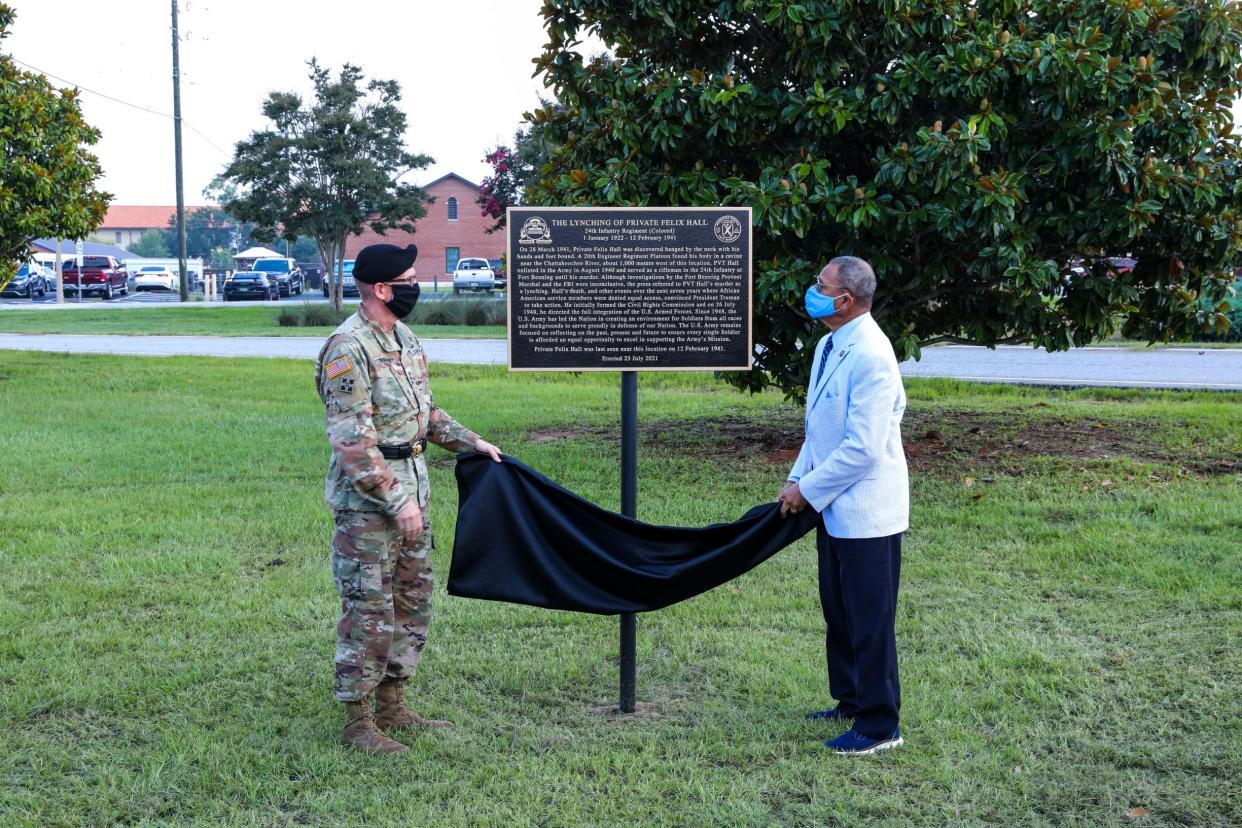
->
[778,482,809,518]
[395,501,425,545]
[474,438,503,463]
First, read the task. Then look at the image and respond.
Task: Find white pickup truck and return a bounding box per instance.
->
[452,258,496,294]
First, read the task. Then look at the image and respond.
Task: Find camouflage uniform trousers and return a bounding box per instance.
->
[331,509,434,702]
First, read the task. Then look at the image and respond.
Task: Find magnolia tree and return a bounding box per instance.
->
[530,0,1242,397]
[0,3,108,290]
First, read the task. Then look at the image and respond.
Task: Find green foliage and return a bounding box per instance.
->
[275,302,350,328]
[164,206,255,260]
[128,230,171,259]
[2,352,1240,825]
[288,235,320,264]
[0,3,108,287]
[215,60,432,311]
[533,0,1242,398]
[0,304,508,338]
[478,120,555,233]
[410,298,507,326]
[206,245,234,271]
[1200,279,1242,341]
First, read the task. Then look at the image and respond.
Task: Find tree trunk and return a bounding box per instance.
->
[315,236,343,314]
[333,232,347,313]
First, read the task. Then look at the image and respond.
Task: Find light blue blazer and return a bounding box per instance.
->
[787,313,910,538]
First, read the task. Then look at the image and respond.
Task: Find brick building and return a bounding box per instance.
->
[344,173,504,284]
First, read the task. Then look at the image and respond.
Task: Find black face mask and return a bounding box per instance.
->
[384,283,420,319]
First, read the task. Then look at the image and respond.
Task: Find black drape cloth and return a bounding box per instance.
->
[448,454,821,614]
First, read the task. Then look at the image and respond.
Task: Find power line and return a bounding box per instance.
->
[9,57,231,157]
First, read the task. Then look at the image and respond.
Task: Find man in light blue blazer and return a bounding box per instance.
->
[778,255,909,755]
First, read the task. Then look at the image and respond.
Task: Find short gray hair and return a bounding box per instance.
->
[825,256,876,305]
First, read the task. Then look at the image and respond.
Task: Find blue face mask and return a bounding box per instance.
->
[804,284,844,319]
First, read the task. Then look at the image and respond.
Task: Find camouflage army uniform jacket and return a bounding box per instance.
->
[315,306,479,516]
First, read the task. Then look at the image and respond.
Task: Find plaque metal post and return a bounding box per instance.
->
[619,370,638,713]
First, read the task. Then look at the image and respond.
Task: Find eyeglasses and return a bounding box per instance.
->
[815,279,849,297]
[386,270,417,287]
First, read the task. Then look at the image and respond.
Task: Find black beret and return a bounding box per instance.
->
[353,243,418,284]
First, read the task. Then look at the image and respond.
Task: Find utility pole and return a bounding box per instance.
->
[171,0,189,301]
[53,239,64,303]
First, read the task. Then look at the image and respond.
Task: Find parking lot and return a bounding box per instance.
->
[0,285,484,308]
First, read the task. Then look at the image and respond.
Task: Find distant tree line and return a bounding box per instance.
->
[127,208,320,270]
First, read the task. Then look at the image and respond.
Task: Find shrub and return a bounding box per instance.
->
[1200,307,1242,343]
[460,299,498,326]
[414,301,464,326]
[274,302,349,328]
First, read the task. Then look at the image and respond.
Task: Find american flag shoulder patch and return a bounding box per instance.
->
[324,356,354,379]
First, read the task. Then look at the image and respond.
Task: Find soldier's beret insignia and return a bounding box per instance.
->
[325,356,354,379]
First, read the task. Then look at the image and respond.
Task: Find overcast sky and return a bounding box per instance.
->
[7,0,593,205]
[11,2,1240,209]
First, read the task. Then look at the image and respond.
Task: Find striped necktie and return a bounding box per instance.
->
[815,336,834,386]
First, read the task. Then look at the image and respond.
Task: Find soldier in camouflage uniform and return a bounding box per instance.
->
[315,243,501,754]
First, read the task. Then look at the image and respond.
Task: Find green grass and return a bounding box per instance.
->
[1,355,1239,826]
[0,305,505,339]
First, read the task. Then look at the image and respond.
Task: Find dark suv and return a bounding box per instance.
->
[252,258,304,297]
[223,272,280,301]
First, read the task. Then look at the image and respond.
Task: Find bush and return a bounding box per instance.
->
[460,298,502,326]
[275,302,349,328]
[413,301,463,326]
[1200,307,1242,343]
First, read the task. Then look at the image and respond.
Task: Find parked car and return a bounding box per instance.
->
[2,262,51,299]
[63,255,128,299]
[252,258,304,297]
[223,272,280,301]
[488,258,507,290]
[322,259,358,298]
[452,257,496,294]
[133,265,177,292]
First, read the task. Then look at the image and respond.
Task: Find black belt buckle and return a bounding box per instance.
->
[378,438,427,460]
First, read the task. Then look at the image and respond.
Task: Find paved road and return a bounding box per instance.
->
[0,334,1238,389]
[901,344,1240,390]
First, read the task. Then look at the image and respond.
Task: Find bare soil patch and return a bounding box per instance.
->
[527,408,1237,476]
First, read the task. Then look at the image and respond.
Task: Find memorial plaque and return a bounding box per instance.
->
[507,207,752,371]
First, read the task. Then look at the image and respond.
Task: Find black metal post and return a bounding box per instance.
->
[619,370,638,712]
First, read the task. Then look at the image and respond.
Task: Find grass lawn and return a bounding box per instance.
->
[1,354,1239,826]
[0,305,505,340]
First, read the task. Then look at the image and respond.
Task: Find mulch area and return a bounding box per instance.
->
[526,407,1237,477]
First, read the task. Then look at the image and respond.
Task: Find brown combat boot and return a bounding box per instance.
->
[374,677,453,731]
[341,697,409,754]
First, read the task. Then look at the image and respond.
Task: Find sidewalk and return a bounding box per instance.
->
[0,333,1238,389]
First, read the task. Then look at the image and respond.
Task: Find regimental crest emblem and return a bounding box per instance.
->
[519,216,552,245]
[713,215,743,244]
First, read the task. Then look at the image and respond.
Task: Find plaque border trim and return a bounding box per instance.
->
[504,206,754,373]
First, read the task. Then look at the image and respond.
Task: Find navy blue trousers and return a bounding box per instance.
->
[816,527,902,739]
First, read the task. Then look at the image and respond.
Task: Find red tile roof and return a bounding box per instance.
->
[100,205,211,229]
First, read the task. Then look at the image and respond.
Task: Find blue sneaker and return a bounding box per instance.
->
[824,728,903,755]
[805,707,852,722]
